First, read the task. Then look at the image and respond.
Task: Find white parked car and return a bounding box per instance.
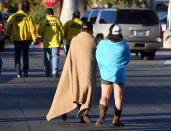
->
[81,8,163,60]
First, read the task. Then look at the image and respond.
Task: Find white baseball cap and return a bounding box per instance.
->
[112,24,122,35]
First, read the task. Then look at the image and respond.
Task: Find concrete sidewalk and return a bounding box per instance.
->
[0,44,171,131]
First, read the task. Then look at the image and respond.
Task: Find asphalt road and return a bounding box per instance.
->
[0,42,171,131]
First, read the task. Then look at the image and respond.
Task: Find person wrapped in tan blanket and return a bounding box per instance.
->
[46,22,97,123]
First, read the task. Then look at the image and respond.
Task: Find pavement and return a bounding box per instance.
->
[0,42,171,131]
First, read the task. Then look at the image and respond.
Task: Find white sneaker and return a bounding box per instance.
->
[17,75,21,78]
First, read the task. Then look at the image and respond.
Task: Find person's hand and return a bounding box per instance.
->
[31,42,35,45]
[33,40,36,44]
[5,35,10,39]
[30,40,36,45]
[31,40,36,45]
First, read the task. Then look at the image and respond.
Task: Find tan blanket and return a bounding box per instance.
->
[46,32,97,121]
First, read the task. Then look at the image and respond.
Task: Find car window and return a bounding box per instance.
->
[157,11,167,21]
[89,11,99,24]
[99,11,116,24]
[81,10,91,22]
[116,10,159,25]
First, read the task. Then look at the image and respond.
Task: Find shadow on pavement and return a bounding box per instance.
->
[0,117,46,122]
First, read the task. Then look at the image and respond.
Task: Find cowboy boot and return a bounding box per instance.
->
[80,114,91,123]
[78,104,91,123]
[95,104,108,127]
[61,113,67,121]
[112,105,124,127]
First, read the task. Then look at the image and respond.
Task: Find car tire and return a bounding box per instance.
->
[141,51,156,60]
[0,40,5,52]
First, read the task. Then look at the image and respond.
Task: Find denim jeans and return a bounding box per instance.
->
[14,41,30,75]
[44,47,60,76]
[0,58,2,75]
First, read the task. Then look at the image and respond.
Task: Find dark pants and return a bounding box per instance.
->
[65,45,70,55]
[14,40,30,75]
[0,58,2,75]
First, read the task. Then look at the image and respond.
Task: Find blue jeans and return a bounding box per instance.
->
[14,41,30,75]
[44,47,60,76]
[0,58,2,75]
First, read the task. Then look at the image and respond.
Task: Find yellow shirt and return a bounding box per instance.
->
[6,10,37,41]
[38,15,64,48]
[64,18,82,45]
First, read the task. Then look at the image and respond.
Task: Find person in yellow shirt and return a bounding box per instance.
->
[6,2,37,78]
[64,11,82,55]
[38,8,64,78]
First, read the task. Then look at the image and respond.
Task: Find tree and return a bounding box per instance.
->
[99,0,147,8]
[78,0,87,15]
[7,0,29,12]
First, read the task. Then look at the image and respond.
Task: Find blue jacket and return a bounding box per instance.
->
[96,39,130,84]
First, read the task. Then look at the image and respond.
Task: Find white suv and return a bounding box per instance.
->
[81,8,163,60]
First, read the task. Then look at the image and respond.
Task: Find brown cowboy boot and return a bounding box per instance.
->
[61,113,67,121]
[95,104,108,127]
[80,114,91,123]
[77,104,91,123]
[112,105,124,127]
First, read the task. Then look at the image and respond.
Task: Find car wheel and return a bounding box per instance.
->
[0,40,5,52]
[141,51,156,60]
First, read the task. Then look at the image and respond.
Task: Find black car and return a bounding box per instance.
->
[0,12,5,51]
